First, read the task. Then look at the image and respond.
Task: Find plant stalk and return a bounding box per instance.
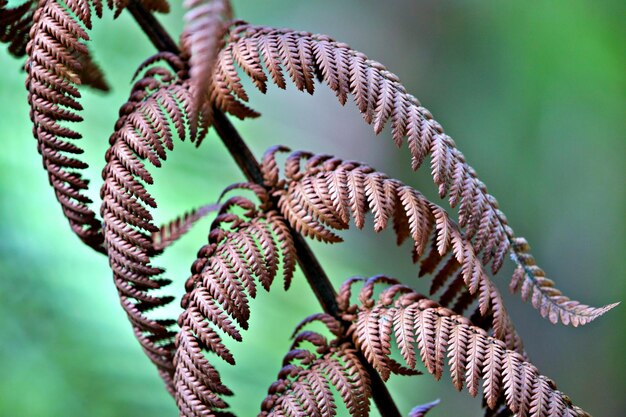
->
[127,3,403,416]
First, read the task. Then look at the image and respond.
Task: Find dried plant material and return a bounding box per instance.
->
[262,147,522,353]
[205,23,617,327]
[175,192,296,416]
[100,52,209,391]
[11,2,616,416]
[76,48,110,91]
[25,0,105,252]
[182,0,232,118]
[152,204,220,251]
[1,0,37,56]
[3,0,110,88]
[509,238,618,326]
[340,276,592,417]
[260,314,371,417]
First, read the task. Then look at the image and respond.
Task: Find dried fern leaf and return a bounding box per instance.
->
[212,23,616,326]
[510,238,619,326]
[342,276,592,417]
[264,148,522,352]
[260,315,371,417]
[75,46,109,91]
[152,203,220,251]
[182,0,232,120]
[101,52,206,391]
[1,0,37,56]
[25,0,107,252]
[175,192,297,416]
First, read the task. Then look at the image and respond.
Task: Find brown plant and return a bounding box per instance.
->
[2,0,618,416]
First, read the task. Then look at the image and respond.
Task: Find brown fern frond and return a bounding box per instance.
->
[152,203,220,251]
[1,0,37,56]
[210,23,616,327]
[25,0,108,252]
[181,0,232,122]
[3,0,110,89]
[509,238,619,326]
[260,315,371,417]
[101,52,207,391]
[175,192,297,416]
[263,148,522,352]
[76,46,109,91]
[174,326,233,414]
[341,276,592,417]
[64,0,103,29]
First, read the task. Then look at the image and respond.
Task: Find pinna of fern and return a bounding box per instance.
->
[259,313,439,417]
[261,146,523,354]
[1,0,38,56]
[338,275,591,417]
[261,275,591,417]
[2,0,109,89]
[259,314,372,417]
[100,51,212,392]
[201,21,617,327]
[181,0,232,114]
[174,189,297,416]
[24,0,108,252]
[20,0,172,253]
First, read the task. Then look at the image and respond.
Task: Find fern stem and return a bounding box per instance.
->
[127,2,179,53]
[211,110,341,315]
[127,2,403,416]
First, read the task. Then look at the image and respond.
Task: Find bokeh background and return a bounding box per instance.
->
[1,0,624,416]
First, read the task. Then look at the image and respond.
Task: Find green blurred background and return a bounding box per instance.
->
[1,0,624,415]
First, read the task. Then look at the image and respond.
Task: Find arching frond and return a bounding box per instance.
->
[260,314,371,417]
[263,148,522,353]
[152,203,220,251]
[25,0,106,252]
[182,0,232,117]
[175,192,297,416]
[100,52,205,392]
[208,24,616,326]
[509,238,618,326]
[1,0,37,56]
[340,276,592,417]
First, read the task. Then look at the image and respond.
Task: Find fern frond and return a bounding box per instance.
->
[152,203,220,251]
[260,314,371,417]
[341,276,592,417]
[182,0,232,118]
[75,46,109,91]
[101,52,205,391]
[509,238,619,326]
[263,148,522,352]
[208,23,616,326]
[25,0,107,252]
[175,192,297,416]
[1,0,36,56]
